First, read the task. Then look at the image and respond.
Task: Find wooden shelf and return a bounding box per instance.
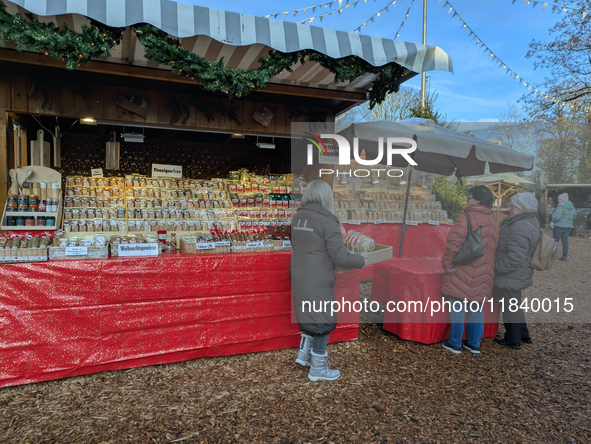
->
[4,211,60,216]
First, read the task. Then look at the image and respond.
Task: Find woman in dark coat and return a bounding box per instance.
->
[440,185,499,354]
[290,180,366,381]
[494,192,541,349]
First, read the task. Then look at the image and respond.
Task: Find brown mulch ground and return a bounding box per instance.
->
[1,234,590,444]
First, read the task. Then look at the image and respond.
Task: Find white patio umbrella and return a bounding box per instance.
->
[337,119,535,256]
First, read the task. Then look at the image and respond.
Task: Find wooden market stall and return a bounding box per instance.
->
[0,0,456,386]
[484,180,525,222]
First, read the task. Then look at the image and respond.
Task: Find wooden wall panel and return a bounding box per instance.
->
[0,76,10,110]
[0,75,336,137]
[9,75,27,113]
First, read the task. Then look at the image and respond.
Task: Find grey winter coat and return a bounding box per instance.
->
[289,202,365,336]
[494,212,541,291]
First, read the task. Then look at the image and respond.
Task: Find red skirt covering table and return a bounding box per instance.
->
[371,258,500,344]
[0,251,360,388]
[342,223,452,280]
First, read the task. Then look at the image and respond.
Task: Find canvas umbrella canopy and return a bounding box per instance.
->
[337,119,535,256]
[338,120,534,177]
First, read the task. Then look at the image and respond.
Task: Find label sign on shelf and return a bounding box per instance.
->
[152,163,182,179]
[91,168,103,178]
[65,246,88,256]
[246,241,264,248]
[282,240,292,248]
[347,220,361,225]
[214,241,231,247]
[405,221,419,226]
[118,243,159,257]
[428,220,440,226]
[374,219,386,225]
[196,242,216,250]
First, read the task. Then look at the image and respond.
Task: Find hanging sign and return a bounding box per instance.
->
[152,164,182,178]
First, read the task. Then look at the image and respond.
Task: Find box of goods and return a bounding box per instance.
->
[334,231,393,273]
[179,234,231,254]
[231,240,275,253]
[110,234,161,257]
[48,233,109,260]
[0,234,49,263]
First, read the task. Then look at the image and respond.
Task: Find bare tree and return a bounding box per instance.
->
[494,103,537,154]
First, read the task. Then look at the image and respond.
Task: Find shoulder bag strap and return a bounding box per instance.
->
[464,211,472,235]
[518,220,542,262]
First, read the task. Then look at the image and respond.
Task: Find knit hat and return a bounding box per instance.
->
[512,192,538,213]
[558,193,569,202]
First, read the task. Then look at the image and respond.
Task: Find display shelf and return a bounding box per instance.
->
[2,166,63,231]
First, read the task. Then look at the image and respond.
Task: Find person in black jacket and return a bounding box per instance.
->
[494,192,541,349]
[290,180,366,381]
[527,189,546,229]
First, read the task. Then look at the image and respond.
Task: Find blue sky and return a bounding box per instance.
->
[177,0,573,122]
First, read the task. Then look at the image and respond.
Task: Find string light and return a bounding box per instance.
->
[443,0,589,113]
[352,0,398,33]
[394,0,415,39]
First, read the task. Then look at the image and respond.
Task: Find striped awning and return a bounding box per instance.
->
[1,0,453,93]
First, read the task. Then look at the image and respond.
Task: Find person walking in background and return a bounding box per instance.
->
[290,180,366,381]
[528,188,546,229]
[551,193,576,261]
[440,185,499,354]
[494,192,541,350]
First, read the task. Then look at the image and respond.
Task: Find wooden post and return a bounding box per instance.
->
[0,111,8,216]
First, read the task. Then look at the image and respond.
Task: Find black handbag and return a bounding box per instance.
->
[453,212,484,265]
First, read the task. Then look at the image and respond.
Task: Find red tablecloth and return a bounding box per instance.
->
[372,258,500,344]
[0,251,360,388]
[342,223,452,280]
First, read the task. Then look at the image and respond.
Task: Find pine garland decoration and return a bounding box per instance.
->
[0,2,122,70]
[0,6,405,108]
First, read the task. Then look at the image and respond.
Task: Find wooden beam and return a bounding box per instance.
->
[0,49,368,104]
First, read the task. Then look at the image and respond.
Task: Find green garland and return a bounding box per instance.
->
[0,2,121,69]
[0,5,403,108]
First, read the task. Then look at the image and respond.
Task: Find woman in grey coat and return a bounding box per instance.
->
[494,192,541,349]
[290,180,366,381]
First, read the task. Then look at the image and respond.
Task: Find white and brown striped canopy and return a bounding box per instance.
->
[1,0,453,93]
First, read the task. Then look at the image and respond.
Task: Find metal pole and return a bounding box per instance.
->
[420,0,427,108]
[399,165,413,258]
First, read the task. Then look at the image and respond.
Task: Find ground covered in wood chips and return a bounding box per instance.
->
[1,234,590,443]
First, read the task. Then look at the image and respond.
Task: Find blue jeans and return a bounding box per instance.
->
[553,226,570,256]
[303,331,330,354]
[447,296,484,349]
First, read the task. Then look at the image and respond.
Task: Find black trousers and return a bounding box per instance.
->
[495,287,530,346]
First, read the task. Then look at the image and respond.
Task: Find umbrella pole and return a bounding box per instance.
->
[399,165,413,258]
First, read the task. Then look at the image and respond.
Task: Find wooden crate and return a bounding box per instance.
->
[334,243,393,274]
[0,247,48,263]
[179,239,231,254]
[48,246,109,260]
[231,241,276,253]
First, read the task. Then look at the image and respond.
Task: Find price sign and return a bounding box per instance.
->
[91,168,103,178]
[282,240,292,248]
[406,221,419,226]
[347,220,361,225]
[65,246,88,256]
[214,241,231,247]
[246,241,264,248]
[428,220,440,226]
[196,243,216,250]
[374,219,386,225]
